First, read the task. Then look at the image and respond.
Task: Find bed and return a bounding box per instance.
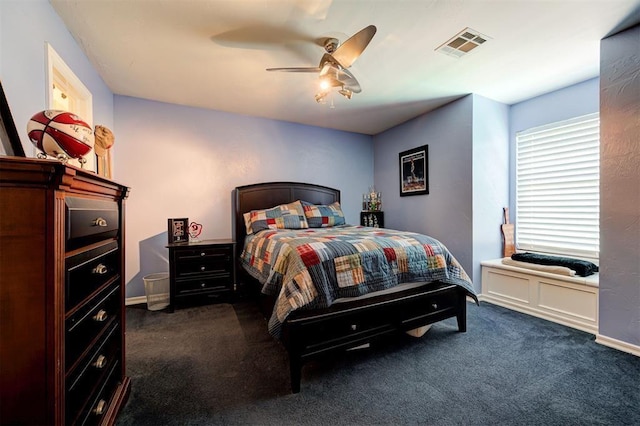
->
[233,182,477,392]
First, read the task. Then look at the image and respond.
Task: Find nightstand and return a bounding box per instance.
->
[166,239,236,312]
[360,211,384,228]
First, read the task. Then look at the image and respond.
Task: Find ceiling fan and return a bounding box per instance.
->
[266,25,377,102]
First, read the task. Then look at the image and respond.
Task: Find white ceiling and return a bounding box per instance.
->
[50,0,640,135]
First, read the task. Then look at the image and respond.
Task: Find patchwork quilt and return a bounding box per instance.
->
[241,225,476,337]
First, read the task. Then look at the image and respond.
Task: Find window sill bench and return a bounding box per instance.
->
[480,258,598,334]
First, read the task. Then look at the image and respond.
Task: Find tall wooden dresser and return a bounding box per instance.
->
[0,157,131,425]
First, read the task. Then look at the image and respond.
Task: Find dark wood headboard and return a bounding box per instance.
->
[233,182,340,255]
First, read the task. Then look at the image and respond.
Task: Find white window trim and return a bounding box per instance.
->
[44,42,95,171]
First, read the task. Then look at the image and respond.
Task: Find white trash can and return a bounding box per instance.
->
[143,273,170,311]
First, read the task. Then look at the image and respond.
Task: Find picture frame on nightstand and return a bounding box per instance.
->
[167,218,189,243]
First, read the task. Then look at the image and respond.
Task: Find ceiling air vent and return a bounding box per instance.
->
[436,28,489,58]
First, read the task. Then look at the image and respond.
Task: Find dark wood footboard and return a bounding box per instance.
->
[282,282,467,393]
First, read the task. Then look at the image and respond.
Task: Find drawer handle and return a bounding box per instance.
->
[200,252,206,257]
[200,282,206,288]
[200,266,206,271]
[93,217,108,227]
[431,303,438,310]
[93,310,108,322]
[92,264,108,275]
[350,324,358,331]
[93,399,106,416]
[93,354,107,369]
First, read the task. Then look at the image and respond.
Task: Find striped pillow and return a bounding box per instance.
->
[248,200,308,233]
[302,201,346,228]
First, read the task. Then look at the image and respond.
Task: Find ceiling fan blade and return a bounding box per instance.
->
[336,68,362,93]
[212,25,318,49]
[331,25,376,68]
[266,67,321,72]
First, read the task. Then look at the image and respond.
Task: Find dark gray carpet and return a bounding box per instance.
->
[117,300,640,425]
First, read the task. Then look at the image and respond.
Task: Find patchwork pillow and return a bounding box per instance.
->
[248,200,308,233]
[302,201,346,228]
[243,212,253,235]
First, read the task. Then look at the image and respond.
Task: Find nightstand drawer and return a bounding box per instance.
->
[66,241,119,309]
[66,197,119,249]
[176,275,232,295]
[175,255,232,277]
[175,246,232,261]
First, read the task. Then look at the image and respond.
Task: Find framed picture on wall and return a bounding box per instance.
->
[167,218,189,244]
[399,145,429,196]
[0,81,26,157]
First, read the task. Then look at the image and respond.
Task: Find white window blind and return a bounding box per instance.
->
[515,113,599,259]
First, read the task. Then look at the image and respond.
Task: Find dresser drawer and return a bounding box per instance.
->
[74,360,121,426]
[66,284,120,371]
[66,241,119,309]
[176,274,232,296]
[66,197,119,250]
[66,323,121,425]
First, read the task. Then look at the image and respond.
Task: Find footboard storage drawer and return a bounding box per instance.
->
[287,283,462,356]
[283,282,467,392]
[0,158,130,425]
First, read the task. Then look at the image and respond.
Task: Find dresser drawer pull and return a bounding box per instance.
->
[93,217,109,227]
[200,252,206,256]
[200,266,206,271]
[200,282,206,288]
[93,310,108,322]
[93,399,107,416]
[93,354,107,369]
[92,264,108,275]
[350,324,358,331]
[431,303,438,310]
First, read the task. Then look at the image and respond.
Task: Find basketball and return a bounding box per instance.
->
[27,110,94,160]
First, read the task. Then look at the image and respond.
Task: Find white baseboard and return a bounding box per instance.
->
[595,334,640,357]
[125,296,147,306]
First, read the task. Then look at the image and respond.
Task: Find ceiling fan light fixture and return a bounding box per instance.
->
[339,88,352,99]
[319,78,331,91]
[315,92,327,104]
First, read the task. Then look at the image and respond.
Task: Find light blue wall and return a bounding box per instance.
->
[373,96,475,283]
[114,96,373,297]
[0,0,114,154]
[600,24,640,347]
[472,95,510,285]
[372,95,510,291]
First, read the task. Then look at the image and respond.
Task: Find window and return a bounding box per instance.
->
[515,113,599,260]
